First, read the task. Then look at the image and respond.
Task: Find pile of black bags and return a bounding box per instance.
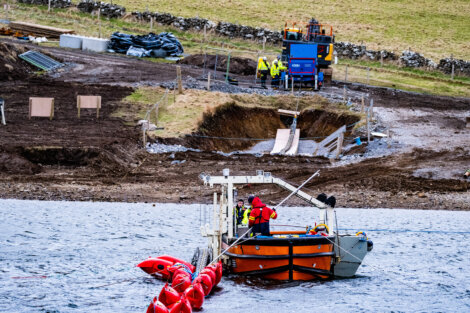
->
[108,32,184,58]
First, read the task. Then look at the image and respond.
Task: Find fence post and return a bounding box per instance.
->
[203,24,207,42]
[48,0,51,12]
[343,85,347,102]
[387,128,391,148]
[367,67,370,84]
[225,52,231,83]
[207,72,211,90]
[150,16,154,32]
[335,132,344,159]
[262,36,266,51]
[98,8,101,38]
[369,98,374,120]
[143,129,147,148]
[345,64,348,82]
[380,52,383,67]
[366,109,370,144]
[450,54,454,80]
[176,66,183,94]
[361,96,364,113]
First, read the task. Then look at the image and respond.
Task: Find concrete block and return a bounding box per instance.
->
[82,37,109,53]
[60,34,83,49]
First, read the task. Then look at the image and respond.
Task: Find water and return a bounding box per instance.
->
[1,199,469,312]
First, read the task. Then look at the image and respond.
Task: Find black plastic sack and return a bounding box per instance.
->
[108,31,184,58]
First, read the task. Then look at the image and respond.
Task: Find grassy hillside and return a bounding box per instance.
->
[115,0,470,60]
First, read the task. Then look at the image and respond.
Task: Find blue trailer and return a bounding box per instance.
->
[281,43,324,89]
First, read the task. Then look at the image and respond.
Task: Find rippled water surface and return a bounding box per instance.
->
[1,199,469,312]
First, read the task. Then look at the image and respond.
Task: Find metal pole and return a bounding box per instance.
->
[291,76,294,94]
[225,52,231,83]
[315,74,318,90]
[367,109,370,144]
[177,66,183,94]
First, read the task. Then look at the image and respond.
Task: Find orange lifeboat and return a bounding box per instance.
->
[224,231,334,280]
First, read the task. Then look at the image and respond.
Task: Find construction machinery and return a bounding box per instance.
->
[280,18,334,89]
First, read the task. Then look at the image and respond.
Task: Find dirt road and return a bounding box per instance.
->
[0,39,468,210]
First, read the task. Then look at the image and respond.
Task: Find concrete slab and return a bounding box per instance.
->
[271,129,290,154]
[285,129,300,155]
[82,37,109,53]
[60,34,83,49]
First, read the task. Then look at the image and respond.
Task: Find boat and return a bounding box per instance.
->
[197,169,373,281]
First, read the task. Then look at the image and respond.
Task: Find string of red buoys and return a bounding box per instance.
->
[138,255,222,313]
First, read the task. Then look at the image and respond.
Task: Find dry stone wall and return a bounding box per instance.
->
[18,0,72,8]
[77,0,126,19]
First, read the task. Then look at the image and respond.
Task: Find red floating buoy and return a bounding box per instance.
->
[200,268,217,287]
[172,273,192,293]
[168,295,192,313]
[183,284,204,309]
[206,261,223,286]
[158,255,196,273]
[193,273,212,296]
[137,258,173,279]
[158,283,181,307]
[146,297,169,313]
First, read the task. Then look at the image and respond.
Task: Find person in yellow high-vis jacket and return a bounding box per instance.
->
[270,60,280,88]
[258,56,270,88]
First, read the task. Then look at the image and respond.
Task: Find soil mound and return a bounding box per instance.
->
[0,42,32,81]
[186,103,361,152]
[178,54,257,75]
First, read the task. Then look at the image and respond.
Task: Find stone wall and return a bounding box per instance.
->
[333,42,397,61]
[18,0,72,8]
[77,0,126,19]
[437,58,470,77]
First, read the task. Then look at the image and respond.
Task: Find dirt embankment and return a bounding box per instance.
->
[0,42,32,81]
[181,102,361,152]
[178,54,257,76]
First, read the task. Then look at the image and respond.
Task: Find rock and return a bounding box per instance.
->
[417,192,427,198]
[437,58,470,77]
[399,50,436,68]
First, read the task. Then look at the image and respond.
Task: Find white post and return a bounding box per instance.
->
[227,182,234,238]
[150,16,154,32]
[285,74,289,90]
[315,74,318,90]
[291,76,294,94]
[207,72,211,90]
[367,67,370,84]
[48,0,51,12]
[203,24,207,42]
[361,96,365,113]
[262,36,266,51]
[367,109,371,144]
[0,100,5,125]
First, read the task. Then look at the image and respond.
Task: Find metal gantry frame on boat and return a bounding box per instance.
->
[199,169,335,259]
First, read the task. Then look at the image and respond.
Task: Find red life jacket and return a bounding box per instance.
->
[248,197,277,226]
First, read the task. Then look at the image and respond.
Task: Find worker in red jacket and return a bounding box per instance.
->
[248,196,277,236]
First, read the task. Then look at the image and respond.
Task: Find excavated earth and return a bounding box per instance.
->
[0,39,469,210]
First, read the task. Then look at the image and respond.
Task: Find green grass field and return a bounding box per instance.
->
[114,0,470,60]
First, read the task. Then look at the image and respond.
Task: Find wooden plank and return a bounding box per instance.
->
[278,109,300,117]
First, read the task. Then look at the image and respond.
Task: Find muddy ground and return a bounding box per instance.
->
[0,39,469,210]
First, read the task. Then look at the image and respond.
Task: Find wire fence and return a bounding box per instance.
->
[142,89,169,147]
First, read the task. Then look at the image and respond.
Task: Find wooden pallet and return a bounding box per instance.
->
[9,21,75,38]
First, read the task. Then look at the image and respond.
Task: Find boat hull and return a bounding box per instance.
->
[224,235,335,281]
